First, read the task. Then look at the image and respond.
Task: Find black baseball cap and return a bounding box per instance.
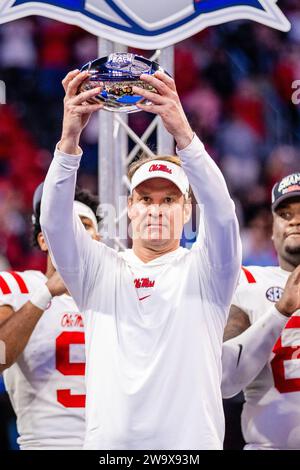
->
[271,172,300,211]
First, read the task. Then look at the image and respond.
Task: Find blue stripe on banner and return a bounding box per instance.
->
[13,0,85,10]
[12,0,139,30]
[14,0,265,14]
[10,0,275,37]
[194,0,264,14]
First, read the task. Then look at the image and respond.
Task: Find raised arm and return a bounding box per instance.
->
[177,137,241,272]
[134,72,242,305]
[221,304,288,398]
[40,71,104,307]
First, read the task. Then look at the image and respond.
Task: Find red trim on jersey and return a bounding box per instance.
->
[0,275,11,294]
[8,271,29,294]
[241,267,256,283]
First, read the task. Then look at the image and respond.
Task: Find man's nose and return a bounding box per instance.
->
[148,204,162,217]
[289,210,300,224]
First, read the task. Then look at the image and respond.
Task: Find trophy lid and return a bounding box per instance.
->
[81,53,162,80]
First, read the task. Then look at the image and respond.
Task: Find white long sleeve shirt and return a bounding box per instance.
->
[41,134,241,450]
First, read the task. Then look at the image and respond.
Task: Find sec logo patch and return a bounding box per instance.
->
[266,286,284,302]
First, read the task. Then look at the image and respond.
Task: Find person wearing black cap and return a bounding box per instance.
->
[222,172,300,450]
[0,183,101,449]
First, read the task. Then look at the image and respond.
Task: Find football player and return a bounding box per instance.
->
[0,183,100,449]
[222,172,300,449]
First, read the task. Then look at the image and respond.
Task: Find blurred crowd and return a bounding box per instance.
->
[0,0,299,448]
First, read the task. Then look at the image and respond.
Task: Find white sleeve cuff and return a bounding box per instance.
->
[30,283,53,311]
[54,142,83,168]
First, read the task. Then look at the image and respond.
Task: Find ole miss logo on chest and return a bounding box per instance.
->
[61,313,84,328]
[134,277,155,301]
[134,278,155,289]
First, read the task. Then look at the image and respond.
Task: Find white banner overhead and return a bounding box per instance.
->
[0,0,291,49]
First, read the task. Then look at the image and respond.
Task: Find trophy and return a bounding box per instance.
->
[78,52,169,113]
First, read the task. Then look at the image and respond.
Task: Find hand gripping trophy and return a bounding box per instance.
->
[78,52,170,113]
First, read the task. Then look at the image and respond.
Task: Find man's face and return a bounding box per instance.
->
[39,214,99,251]
[272,198,300,268]
[80,216,100,241]
[128,178,191,246]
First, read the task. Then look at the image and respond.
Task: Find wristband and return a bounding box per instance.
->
[30,284,53,311]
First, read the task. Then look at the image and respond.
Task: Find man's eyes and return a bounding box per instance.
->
[279,211,292,219]
[140,196,175,203]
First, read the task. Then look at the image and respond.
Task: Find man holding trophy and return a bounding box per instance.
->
[40,53,241,449]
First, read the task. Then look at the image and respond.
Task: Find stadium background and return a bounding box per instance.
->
[0,0,299,450]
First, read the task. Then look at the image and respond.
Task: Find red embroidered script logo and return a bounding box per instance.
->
[134,278,155,289]
[149,164,172,174]
[61,313,84,328]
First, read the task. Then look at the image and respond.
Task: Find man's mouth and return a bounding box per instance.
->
[286,232,300,238]
[147,223,165,228]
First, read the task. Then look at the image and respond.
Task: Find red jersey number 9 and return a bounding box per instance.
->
[56,331,86,407]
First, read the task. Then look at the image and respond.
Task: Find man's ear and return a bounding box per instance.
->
[183,200,192,224]
[127,195,133,221]
[37,232,48,252]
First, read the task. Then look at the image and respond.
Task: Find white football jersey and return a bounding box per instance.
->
[233,265,300,450]
[0,270,86,450]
